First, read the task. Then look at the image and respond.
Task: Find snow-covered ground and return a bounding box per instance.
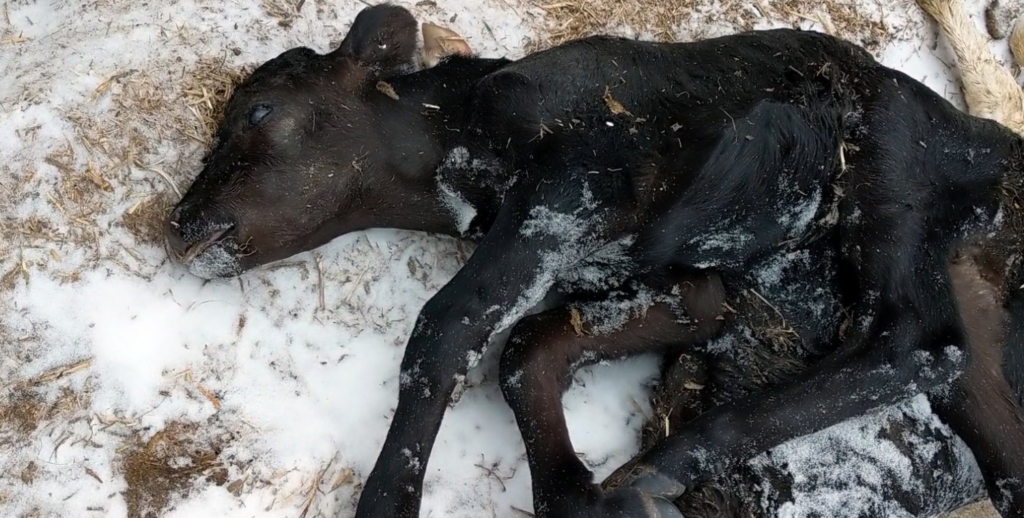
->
[0,1,1021,517]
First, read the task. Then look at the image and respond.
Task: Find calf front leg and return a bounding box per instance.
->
[498,272,725,518]
[355,181,618,517]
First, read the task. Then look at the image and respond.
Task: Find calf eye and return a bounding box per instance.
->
[248,104,273,126]
[378,42,388,49]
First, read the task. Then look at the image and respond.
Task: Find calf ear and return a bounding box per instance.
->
[421,23,472,68]
[328,4,418,79]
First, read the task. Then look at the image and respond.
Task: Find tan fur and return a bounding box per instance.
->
[1011,15,1024,69]
[917,0,1024,135]
[420,23,473,68]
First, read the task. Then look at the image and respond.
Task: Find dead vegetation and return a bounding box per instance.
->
[120,421,228,518]
[178,59,255,146]
[528,0,912,52]
[121,193,177,247]
[530,0,694,46]
[0,386,90,443]
[0,390,47,437]
[262,0,307,28]
[943,501,1001,518]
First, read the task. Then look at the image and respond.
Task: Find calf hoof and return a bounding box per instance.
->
[626,470,688,501]
[608,462,688,501]
[602,487,686,518]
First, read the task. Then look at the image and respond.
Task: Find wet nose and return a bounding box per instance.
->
[165,204,236,261]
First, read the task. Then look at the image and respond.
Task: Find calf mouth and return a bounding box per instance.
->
[165,224,245,279]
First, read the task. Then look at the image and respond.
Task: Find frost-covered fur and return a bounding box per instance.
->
[658,396,985,518]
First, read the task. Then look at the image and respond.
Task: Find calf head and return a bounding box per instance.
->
[166,5,471,279]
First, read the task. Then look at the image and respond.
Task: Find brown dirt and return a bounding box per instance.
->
[120,421,228,518]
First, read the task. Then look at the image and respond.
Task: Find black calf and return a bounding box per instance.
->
[165,6,1024,517]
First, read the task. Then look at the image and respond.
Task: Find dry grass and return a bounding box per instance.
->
[529,0,696,48]
[742,288,801,351]
[0,56,255,289]
[75,56,251,165]
[528,0,906,52]
[0,386,90,442]
[770,0,890,49]
[178,58,255,146]
[262,0,307,28]
[0,391,47,436]
[121,193,177,248]
[120,421,227,518]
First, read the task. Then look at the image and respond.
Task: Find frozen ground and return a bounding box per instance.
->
[0,0,1021,517]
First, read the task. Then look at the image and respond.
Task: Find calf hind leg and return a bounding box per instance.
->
[498,271,725,518]
[932,256,1024,516]
[607,204,977,511]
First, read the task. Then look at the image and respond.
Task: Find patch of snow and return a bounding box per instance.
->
[778,188,822,239]
[692,227,754,256]
[437,180,478,236]
[579,284,657,336]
